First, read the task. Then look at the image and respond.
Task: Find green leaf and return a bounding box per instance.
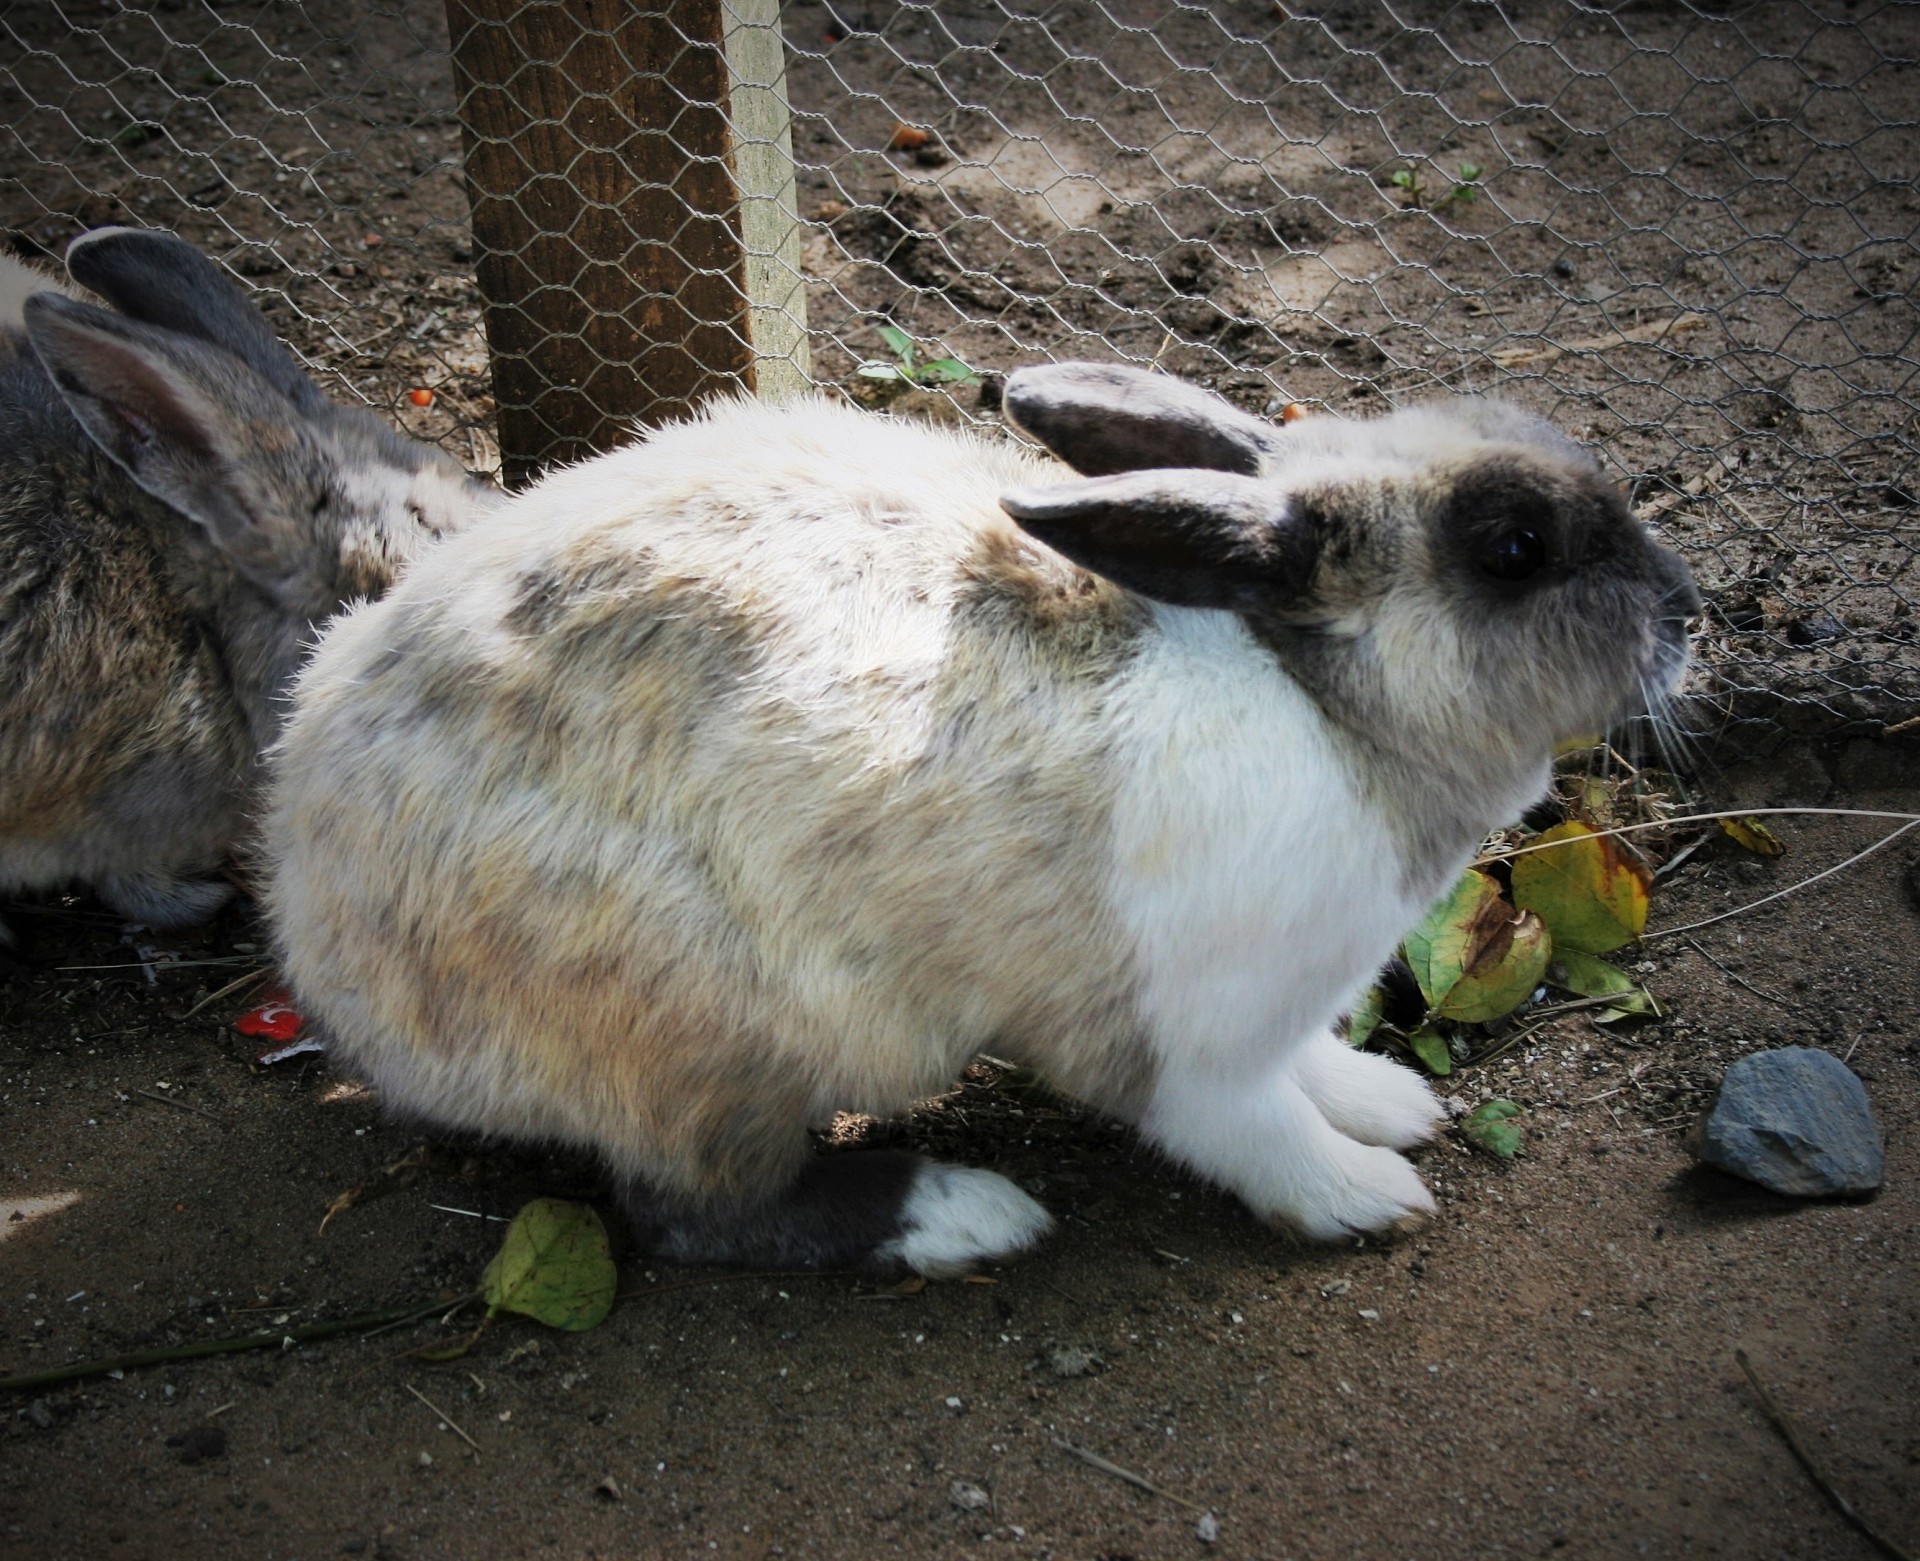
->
[916,356,980,384]
[1390,168,1416,188]
[875,323,915,363]
[856,361,908,381]
[1457,162,1483,182]
[1462,1099,1524,1158]
[481,1200,616,1332]
[1403,870,1497,1009]
[1402,868,1548,1023]
[1510,820,1651,955]
[1548,948,1660,1023]
[1345,985,1387,1049]
[1405,1025,1453,1077]
[1433,907,1549,1023]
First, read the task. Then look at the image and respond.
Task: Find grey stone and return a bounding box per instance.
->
[1693,1047,1883,1197]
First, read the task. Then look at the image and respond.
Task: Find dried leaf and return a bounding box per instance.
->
[1719,816,1785,856]
[1462,1099,1524,1158]
[480,1200,615,1332]
[1510,821,1651,954]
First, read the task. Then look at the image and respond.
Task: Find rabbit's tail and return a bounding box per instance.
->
[620,1151,1052,1278]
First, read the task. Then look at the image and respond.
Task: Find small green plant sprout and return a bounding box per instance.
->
[1390,160,1485,210]
[856,321,980,387]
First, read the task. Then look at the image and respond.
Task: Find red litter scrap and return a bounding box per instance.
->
[236,989,323,1063]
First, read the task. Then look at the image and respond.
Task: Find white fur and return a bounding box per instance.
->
[1103,604,1449,1234]
[876,1164,1055,1277]
[0,254,82,333]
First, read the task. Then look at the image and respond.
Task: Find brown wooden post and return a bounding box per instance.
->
[445,0,809,488]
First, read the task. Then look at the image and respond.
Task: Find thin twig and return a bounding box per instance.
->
[406,1382,481,1455]
[52,957,257,973]
[1735,1349,1915,1561]
[1523,992,1657,1023]
[1052,1437,1208,1513]
[360,1292,481,1342]
[0,1296,458,1394]
[1648,821,1920,939]
[1680,937,1802,1010]
[135,1088,217,1120]
[1475,807,1920,867]
[1459,1019,1556,1073]
[181,965,273,1017]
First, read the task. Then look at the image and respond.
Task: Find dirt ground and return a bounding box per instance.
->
[2,2,1918,1557]
[2,768,1916,1560]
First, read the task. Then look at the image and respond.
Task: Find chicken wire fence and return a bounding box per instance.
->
[1,0,1915,755]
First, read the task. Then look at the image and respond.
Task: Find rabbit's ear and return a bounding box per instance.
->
[25,292,308,584]
[62,227,328,415]
[999,469,1319,611]
[1002,362,1283,478]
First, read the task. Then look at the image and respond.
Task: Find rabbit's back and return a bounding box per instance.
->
[272,398,1168,1197]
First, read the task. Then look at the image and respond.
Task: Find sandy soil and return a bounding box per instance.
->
[2,770,1916,1561]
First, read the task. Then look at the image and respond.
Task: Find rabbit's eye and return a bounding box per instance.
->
[1478,528,1547,582]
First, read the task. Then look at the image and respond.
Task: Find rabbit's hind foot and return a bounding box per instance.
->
[622,1151,1053,1278]
[99,870,233,931]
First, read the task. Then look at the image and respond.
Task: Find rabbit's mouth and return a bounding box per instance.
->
[1639,548,1703,700]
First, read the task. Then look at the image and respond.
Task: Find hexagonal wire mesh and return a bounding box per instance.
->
[1,0,1913,753]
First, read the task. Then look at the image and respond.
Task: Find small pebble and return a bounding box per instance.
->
[1047,1344,1102,1378]
[1691,1047,1883,1197]
[1197,1511,1222,1544]
[949,1480,992,1513]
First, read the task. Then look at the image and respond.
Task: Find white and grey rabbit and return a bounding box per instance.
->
[265,364,1697,1274]
[0,228,492,941]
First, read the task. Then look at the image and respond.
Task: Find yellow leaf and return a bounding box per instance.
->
[1718,816,1785,856]
[1510,821,1651,955]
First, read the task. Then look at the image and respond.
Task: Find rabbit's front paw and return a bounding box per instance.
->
[1296,1032,1446,1150]
[876,1164,1054,1277]
[1272,1138,1437,1241]
[1143,1064,1436,1241]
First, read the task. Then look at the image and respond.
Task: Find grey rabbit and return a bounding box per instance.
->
[0,227,492,943]
[267,363,1698,1275]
